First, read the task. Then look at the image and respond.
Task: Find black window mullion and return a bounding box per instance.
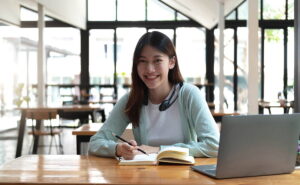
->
[284,27,288,98]
[233,27,238,111]
[261,28,265,101]
[116,0,118,21]
[114,29,118,99]
[145,0,148,21]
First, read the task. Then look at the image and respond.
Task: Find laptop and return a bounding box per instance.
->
[191,114,300,179]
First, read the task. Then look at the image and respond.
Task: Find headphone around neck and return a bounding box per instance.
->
[144,82,183,111]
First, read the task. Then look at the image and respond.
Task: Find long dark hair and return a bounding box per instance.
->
[124,31,184,127]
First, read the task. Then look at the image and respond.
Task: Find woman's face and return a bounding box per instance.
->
[137,45,175,90]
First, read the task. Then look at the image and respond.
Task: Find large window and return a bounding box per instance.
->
[2,0,292,117]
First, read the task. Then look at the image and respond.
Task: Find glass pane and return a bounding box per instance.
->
[264,29,284,113]
[147,0,175,20]
[176,27,205,85]
[89,29,115,85]
[116,28,146,97]
[237,1,248,20]
[263,0,285,19]
[237,27,249,113]
[177,12,189,20]
[288,0,294,20]
[117,0,145,21]
[45,28,81,106]
[226,10,236,20]
[287,27,294,101]
[20,28,38,107]
[0,26,21,109]
[0,26,40,109]
[45,28,80,56]
[88,0,116,21]
[21,7,38,21]
[214,29,235,112]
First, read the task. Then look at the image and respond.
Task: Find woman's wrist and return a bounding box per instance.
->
[115,144,121,159]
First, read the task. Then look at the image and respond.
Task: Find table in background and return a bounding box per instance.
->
[89,99,117,105]
[211,111,240,122]
[15,105,104,158]
[0,155,299,185]
[258,101,293,114]
[72,123,133,154]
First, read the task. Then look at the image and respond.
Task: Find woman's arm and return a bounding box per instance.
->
[88,94,131,157]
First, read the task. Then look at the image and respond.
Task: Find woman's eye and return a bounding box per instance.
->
[155,59,162,63]
[138,60,146,63]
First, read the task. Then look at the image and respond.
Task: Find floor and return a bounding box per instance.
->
[0,106,112,166]
[0,126,80,166]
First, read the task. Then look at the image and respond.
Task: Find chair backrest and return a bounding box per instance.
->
[26,109,57,120]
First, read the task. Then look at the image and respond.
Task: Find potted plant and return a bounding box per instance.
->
[13,83,30,107]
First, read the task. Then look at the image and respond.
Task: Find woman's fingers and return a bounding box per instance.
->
[128,140,137,146]
[116,142,139,160]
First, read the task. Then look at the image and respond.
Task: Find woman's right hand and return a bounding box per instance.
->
[115,140,138,160]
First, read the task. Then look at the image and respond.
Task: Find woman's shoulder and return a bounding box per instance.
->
[179,82,205,103]
[114,92,130,107]
[180,82,201,94]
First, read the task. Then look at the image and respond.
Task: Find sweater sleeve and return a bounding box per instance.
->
[88,94,131,157]
[161,84,220,158]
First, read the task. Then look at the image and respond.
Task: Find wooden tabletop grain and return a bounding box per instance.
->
[0,155,299,185]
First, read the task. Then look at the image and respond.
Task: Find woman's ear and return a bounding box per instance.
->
[169,56,176,69]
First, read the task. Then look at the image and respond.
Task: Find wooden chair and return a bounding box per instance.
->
[26,109,63,154]
[57,109,91,128]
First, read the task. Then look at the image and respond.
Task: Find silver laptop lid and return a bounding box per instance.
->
[216,114,300,179]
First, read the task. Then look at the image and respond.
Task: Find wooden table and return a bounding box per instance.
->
[72,123,103,154]
[211,111,240,122]
[72,123,133,155]
[0,155,299,185]
[15,105,104,158]
[89,99,118,105]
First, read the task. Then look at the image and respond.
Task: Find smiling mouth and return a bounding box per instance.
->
[145,75,159,80]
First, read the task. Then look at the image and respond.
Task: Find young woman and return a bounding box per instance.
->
[89,31,219,160]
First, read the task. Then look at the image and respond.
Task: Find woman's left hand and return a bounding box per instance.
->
[138,145,160,154]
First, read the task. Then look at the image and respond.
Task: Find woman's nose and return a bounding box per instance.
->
[145,62,155,72]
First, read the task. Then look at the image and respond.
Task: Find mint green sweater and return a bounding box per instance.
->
[89,83,220,158]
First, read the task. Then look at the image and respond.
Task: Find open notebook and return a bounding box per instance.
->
[118,146,195,165]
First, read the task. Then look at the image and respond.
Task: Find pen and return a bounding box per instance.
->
[112,132,148,155]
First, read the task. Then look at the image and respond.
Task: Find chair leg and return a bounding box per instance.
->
[58,134,64,154]
[49,135,54,154]
[28,136,34,154]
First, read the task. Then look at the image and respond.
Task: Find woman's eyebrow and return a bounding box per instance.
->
[138,55,164,59]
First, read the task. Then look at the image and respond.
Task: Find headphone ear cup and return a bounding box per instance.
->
[143,91,148,105]
[159,100,170,111]
[143,96,148,105]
